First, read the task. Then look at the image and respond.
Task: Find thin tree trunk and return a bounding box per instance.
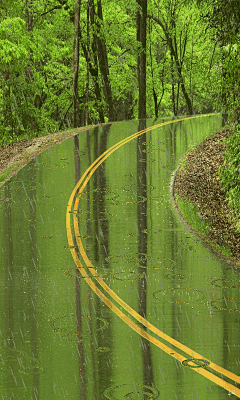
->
[152,88,158,119]
[176,81,180,116]
[95,0,114,122]
[171,53,176,116]
[171,32,193,115]
[2,71,10,101]
[189,35,194,112]
[171,39,193,115]
[84,0,104,123]
[137,0,147,120]
[25,0,33,82]
[23,1,40,133]
[147,13,193,115]
[73,0,81,128]
[149,18,158,118]
[85,0,90,126]
[221,50,227,113]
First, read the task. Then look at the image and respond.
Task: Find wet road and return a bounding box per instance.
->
[1,114,240,399]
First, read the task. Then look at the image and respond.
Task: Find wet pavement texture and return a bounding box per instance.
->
[1,115,240,399]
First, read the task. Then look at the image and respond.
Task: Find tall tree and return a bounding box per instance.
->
[137,0,147,120]
[73,0,81,128]
[148,0,193,115]
[85,0,90,126]
[83,0,105,123]
[0,0,228,143]
[149,24,193,115]
[25,0,38,132]
[148,18,166,119]
[182,0,240,123]
[95,0,114,122]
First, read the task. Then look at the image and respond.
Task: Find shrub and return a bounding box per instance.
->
[216,124,240,220]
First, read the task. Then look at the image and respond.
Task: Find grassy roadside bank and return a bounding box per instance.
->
[174,193,234,259]
[173,125,240,267]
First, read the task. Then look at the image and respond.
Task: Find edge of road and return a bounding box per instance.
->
[0,121,115,189]
[169,157,240,269]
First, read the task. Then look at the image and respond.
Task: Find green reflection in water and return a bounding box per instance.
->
[0,348,44,375]
[50,315,109,342]
[105,253,176,270]
[211,278,240,288]
[153,287,206,304]
[111,270,144,281]
[211,297,239,312]
[64,267,143,281]
[104,384,160,399]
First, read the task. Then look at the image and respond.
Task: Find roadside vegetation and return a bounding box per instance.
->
[216,124,240,226]
[174,192,235,258]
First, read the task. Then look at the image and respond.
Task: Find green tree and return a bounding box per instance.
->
[147,0,193,115]
[0,0,236,144]
[137,0,147,120]
[73,0,81,128]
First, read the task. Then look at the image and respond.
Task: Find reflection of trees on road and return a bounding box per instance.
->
[3,184,15,395]
[73,135,86,399]
[137,118,154,388]
[27,165,40,394]
[92,124,113,395]
[2,165,40,395]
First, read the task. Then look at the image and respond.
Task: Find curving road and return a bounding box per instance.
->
[1,114,240,399]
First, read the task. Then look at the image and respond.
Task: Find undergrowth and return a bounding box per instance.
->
[216,123,240,231]
[174,193,234,259]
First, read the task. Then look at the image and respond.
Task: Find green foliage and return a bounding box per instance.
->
[216,124,240,222]
[217,42,240,125]
[0,0,238,144]
[175,193,235,258]
[0,169,11,183]
[0,17,31,80]
[174,193,211,237]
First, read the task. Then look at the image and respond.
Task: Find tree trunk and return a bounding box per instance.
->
[95,0,114,122]
[147,14,193,115]
[83,0,104,123]
[176,81,180,116]
[85,0,90,126]
[1,71,10,101]
[25,0,41,133]
[25,1,34,83]
[169,36,193,115]
[137,0,147,120]
[152,88,158,119]
[171,53,176,116]
[73,0,81,128]
[149,18,158,119]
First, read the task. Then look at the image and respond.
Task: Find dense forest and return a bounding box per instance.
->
[0,0,239,217]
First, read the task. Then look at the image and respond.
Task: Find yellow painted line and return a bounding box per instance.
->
[69,114,218,190]
[65,234,240,397]
[66,115,240,397]
[71,115,240,386]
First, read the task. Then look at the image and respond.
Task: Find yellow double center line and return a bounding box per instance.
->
[66,115,240,397]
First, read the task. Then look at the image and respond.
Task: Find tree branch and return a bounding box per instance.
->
[40,5,62,17]
[109,49,130,68]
